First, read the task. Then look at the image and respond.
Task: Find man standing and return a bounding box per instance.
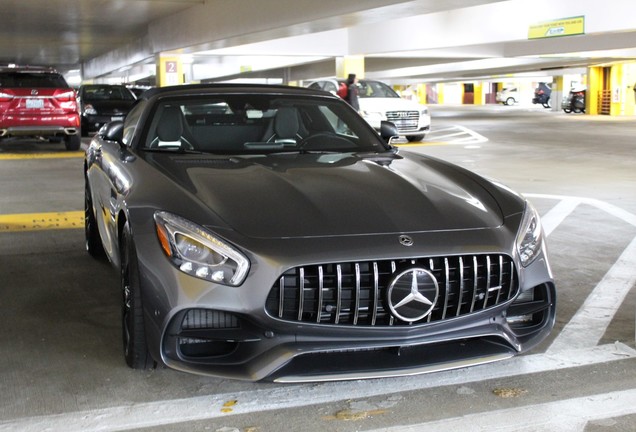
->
[344,73,360,111]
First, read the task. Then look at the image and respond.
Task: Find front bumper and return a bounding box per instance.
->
[161,279,555,382]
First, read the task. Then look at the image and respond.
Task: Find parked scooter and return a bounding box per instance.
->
[532,82,552,108]
[562,88,586,113]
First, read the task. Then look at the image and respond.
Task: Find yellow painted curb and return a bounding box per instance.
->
[0,211,84,232]
[0,152,84,160]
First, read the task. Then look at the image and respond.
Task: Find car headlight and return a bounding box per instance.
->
[360,110,384,120]
[154,211,249,286]
[516,201,543,267]
[84,104,98,115]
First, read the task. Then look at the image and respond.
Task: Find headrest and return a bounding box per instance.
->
[156,106,184,142]
[274,106,299,139]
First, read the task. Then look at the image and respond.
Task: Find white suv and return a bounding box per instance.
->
[308,79,430,142]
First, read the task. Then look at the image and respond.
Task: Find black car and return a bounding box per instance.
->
[78,84,136,136]
[85,84,556,382]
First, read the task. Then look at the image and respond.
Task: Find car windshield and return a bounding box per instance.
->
[82,85,135,101]
[141,94,389,155]
[0,72,68,88]
[357,80,400,99]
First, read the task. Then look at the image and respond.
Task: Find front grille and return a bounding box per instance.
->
[265,254,518,326]
[385,111,420,132]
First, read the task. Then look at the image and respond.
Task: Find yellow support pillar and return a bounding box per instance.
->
[552,76,564,111]
[474,82,484,105]
[437,83,445,105]
[417,83,428,105]
[625,62,636,116]
[610,64,623,116]
[587,67,602,115]
[335,56,365,79]
[156,55,184,87]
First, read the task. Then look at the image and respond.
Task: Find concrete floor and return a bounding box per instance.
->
[0,104,635,431]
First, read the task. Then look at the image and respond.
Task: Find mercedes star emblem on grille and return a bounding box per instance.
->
[399,235,414,246]
[387,268,439,322]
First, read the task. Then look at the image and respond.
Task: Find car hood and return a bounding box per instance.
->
[146,151,504,239]
[359,97,425,112]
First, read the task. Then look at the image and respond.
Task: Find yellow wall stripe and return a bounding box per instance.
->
[0,211,84,232]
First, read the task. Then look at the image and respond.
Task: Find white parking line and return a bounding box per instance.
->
[426,125,488,145]
[365,388,636,432]
[534,197,580,237]
[1,344,633,432]
[525,194,636,228]
[524,194,636,353]
[548,235,636,353]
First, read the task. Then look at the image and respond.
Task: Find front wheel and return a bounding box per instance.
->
[505,97,515,106]
[64,134,81,151]
[120,221,154,370]
[85,184,105,258]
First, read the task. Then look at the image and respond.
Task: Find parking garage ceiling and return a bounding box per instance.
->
[2,0,635,83]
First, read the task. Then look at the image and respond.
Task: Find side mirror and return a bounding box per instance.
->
[379,120,399,143]
[98,120,124,143]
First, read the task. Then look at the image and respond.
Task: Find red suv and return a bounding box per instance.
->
[0,66,81,150]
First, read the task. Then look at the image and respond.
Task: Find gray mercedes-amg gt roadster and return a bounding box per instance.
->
[84,84,555,382]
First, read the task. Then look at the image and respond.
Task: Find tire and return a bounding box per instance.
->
[406,135,425,142]
[85,183,105,258]
[120,221,154,370]
[542,101,551,109]
[505,97,515,106]
[64,134,81,151]
[563,108,572,114]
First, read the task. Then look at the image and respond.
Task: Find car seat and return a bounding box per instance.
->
[265,106,303,145]
[152,106,196,149]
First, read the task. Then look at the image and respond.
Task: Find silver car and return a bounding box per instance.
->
[84,84,555,382]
